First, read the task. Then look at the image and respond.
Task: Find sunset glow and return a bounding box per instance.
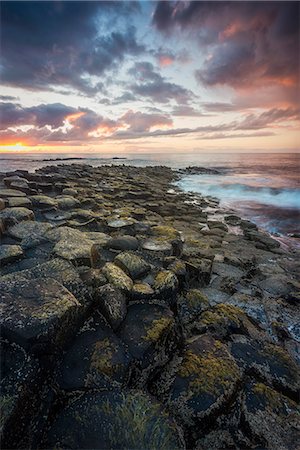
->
[0,1,299,154]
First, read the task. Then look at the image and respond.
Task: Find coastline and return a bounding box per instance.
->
[1,163,299,449]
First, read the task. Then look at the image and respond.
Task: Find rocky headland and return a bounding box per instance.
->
[0,164,299,449]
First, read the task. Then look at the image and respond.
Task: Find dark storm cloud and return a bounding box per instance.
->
[0,102,77,130]
[1,1,143,94]
[129,61,194,104]
[153,1,299,90]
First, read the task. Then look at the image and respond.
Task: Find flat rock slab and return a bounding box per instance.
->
[0,189,26,198]
[106,235,139,251]
[118,303,175,363]
[57,313,131,390]
[8,221,53,240]
[30,195,57,209]
[0,244,24,265]
[46,390,183,450]
[0,278,81,352]
[7,197,32,208]
[0,258,91,307]
[114,251,150,280]
[167,334,241,426]
[242,381,300,450]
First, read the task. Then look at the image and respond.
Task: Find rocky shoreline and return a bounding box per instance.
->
[0,163,299,449]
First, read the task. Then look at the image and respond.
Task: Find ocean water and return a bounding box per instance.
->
[0,152,299,241]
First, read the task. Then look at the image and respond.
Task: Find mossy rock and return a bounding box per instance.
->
[102,262,133,293]
[30,195,57,209]
[167,334,241,425]
[8,221,53,240]
[0,207,34,227]
[95,284,127,330]
[0,258,91,307]
[7,196,32,208]
[57,313,131,390]
[230,337,300,397]
[114,251,150,280]
[196,304,264,340]
[177,289,209,329]
[242,381,300,450]
[118,303,175,375]
[185,257,213,288]
[0,244,24,266]
[153,270,179,302]
[0,340,40,449]
[45,390,184,449]
[0,189,26,198]
[131,282,155,300]
[0,278,82,353]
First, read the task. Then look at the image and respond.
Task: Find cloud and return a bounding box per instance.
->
[0,102,77,130]
[153,1,299,91]
[120,110,172,132]
[1,1,143,95]
[128,61,194,104]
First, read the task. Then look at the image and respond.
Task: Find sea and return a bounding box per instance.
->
[1,152,299,247]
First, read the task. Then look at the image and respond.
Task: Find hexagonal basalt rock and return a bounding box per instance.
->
[195,304,264,340]
[0,189,26,198]
[95,284,127,330]
[166,335,241,427]
[105,235,139,251]
[241,381,300,450]
[8,221,53,240]
[118,303,176,378]
[153,270,179,302]
[114,251,150,280]
[56,195,80,210]
[0,207,34,227]
[45,390,184,450]
[185,257,213,287]
[0,340,40,449]
[57,313,131,390]
[102,262,133,293]
[0,278,82,353]
[0,244,24,266]
[229,336,300,398]
[177,289,209,329]
[7,197,32,208]
[30,195,57,210]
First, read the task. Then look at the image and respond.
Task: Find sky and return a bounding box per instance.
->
[0,0,299,154]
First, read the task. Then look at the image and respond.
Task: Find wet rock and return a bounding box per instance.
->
[95,284,127,330]
[151,225,183,256]
[196,304,264,340]
[0,198,5,210]
[241,381,300,450]
[0,207,34,227]
[106,217,136,233]
[57,313,130,390]
[102,262,133,293]
[229,336,300,397]
[45,390,184,450]
[118,303,175,376]
[62,187,78,196]
[0,278,82,353]
[8,221,52,240]
[114,251,150,280]
[0,340,40,449]
[245,230,280,250]
[142,239,173,259]
[106,235,139,251]
[163,334,241,427]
